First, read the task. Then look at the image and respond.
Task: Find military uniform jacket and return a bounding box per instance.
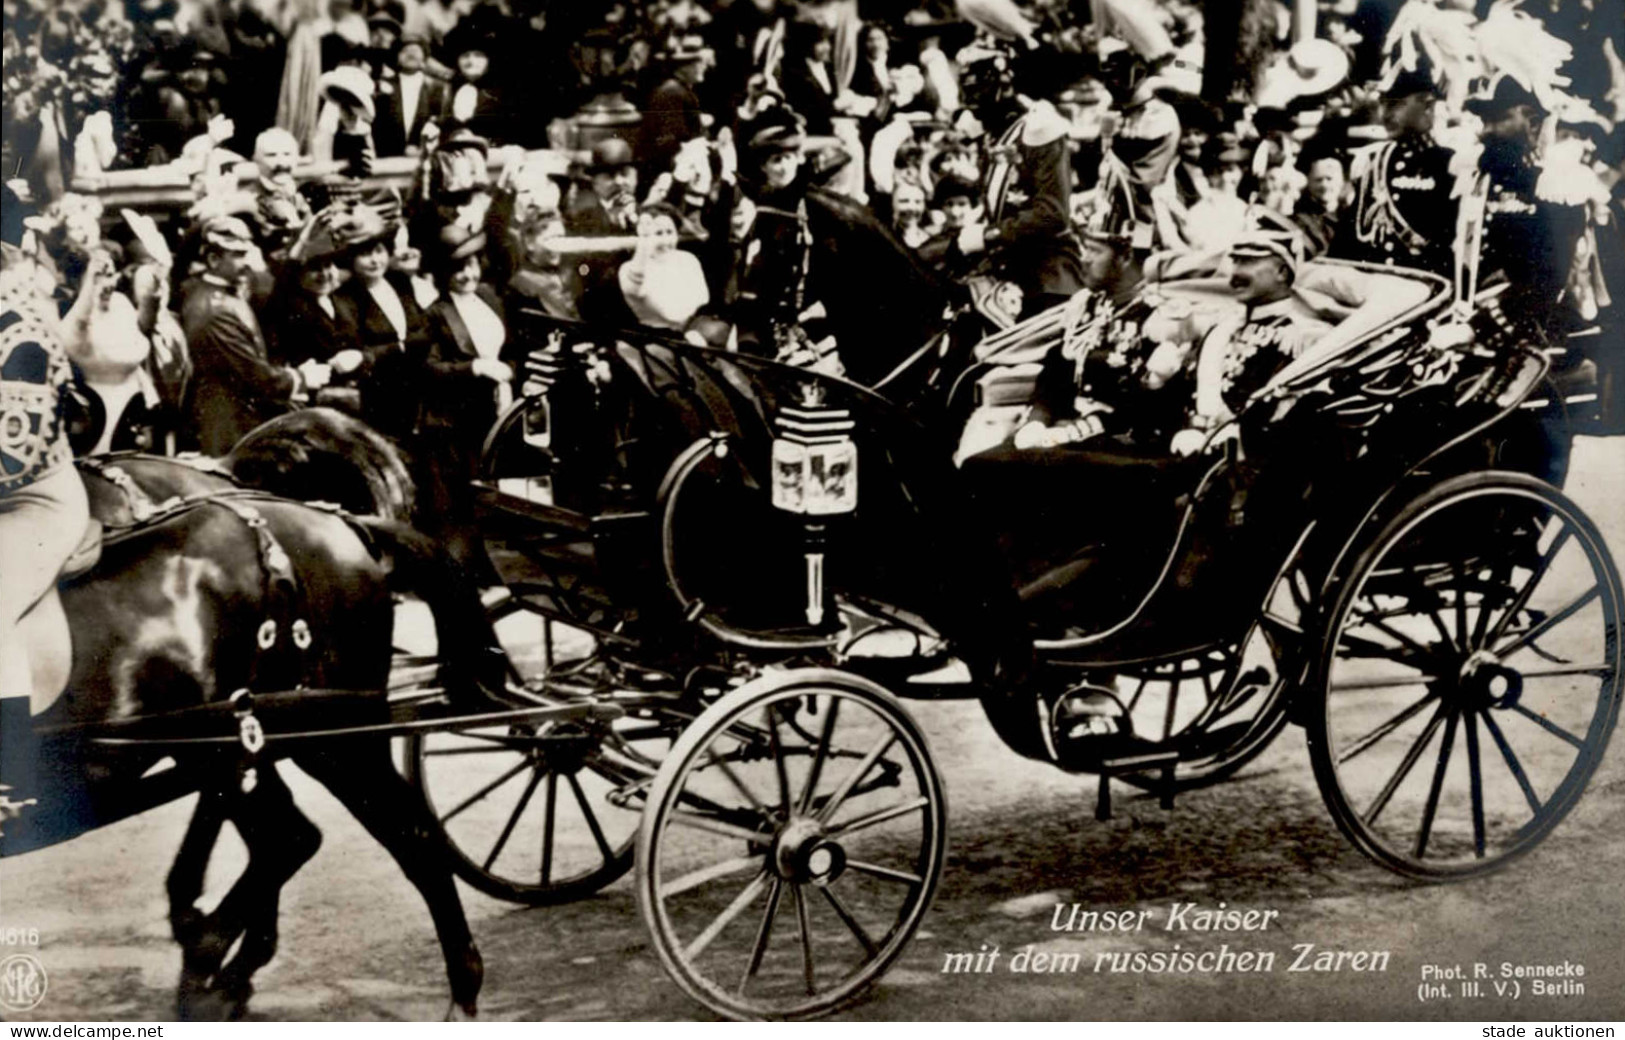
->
[1194,295,1332,423]
[1470,160,1587,330]
[1336,137,1458,277]
[181,274,299,456]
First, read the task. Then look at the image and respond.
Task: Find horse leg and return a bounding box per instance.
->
[208,766,322,1017]
[169,786,231,1012]
[172,767,323,1021]
[296,741,483,1019]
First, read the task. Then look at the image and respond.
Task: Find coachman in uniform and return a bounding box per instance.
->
[1336,64,1458,276]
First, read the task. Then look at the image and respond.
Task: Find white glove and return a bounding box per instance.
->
[1013,421,1055,450]
[472,358,513,382]
[207,114,236,145]
[1170,427,1208,457]
[297,359,333,391]
[330,349,364,375]
[957,223,987,255]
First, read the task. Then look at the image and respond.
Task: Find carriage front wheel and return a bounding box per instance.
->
[1308,471,1622,880]
[635,668,946,1019]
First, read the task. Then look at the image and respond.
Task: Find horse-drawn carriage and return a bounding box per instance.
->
[2,238,1619,1020]
[428,244,1621,1016]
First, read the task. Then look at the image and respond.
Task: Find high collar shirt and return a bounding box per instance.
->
[367,278,408,342]
[448,290,506,358]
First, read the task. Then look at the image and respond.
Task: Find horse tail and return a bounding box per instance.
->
[225,408,418,523]
[350,516,507,702]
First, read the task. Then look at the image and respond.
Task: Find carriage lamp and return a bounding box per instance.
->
[499,331,566,505]
[520,331,568,452]
[771,383,858,627]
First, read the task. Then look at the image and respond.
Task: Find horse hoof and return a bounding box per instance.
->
[178,985,236,1022]
[176,977,252,1022]
[445,1000,477,1022]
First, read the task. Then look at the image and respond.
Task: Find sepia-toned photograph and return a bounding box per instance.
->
[1,0,1622,1024]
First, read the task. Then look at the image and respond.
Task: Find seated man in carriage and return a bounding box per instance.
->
[958,228,1332,630]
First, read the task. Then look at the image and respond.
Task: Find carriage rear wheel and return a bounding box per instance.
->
[1308,472,1622,879]
[405,703,677,905]
[636,669,946,1019]
[403,591,680,905]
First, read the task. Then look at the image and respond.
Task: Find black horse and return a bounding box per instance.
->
[4,438,497,1020]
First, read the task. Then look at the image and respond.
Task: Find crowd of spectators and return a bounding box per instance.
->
[3,0,1624,529]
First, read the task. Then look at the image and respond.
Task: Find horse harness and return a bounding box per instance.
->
[76,456,343,791]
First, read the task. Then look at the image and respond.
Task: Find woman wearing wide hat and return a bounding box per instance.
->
[440,27,506,143]
[314,63,377,178]
[339,209,429,436]
[419,223,511,569]
[267,207,370,416]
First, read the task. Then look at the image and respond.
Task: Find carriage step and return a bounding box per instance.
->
[1094,749,1181,822]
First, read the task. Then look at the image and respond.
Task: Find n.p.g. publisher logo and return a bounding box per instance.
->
[0,952,48,1011]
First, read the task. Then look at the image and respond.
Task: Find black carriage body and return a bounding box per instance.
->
[485,260,1569,683]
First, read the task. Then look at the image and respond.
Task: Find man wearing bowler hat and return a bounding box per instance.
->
[567,138,640,238]
[1335,61,1458,276]
[564,138,640,302]
[374,34,445,157]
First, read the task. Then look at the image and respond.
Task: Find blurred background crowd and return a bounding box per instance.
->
[2,0,1623,516]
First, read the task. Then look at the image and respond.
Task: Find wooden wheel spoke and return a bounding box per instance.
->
[798,697,842,815]
[1362,614,1447,666]
[1337,690,1440,765]
[1449,559,1468,652]
[793,884,817,995]
[1464,711,1486,859]
[1507,703,1586,749]
[819,883,879,958]
[1362,704,1445,826]
[829,796,930,838]
[1331,673,1437,691]
[738,877,784,996]
[426,731,536,753]
[1125,676,1149,713]
[817,731,899,825]
[667,809,776,845]
[707,751,772,821]
[1516,663,1614,680]
[846,859,923,886]
[766,706,792,818]
[685,871,769,961]
[1414,710,1460,860]
[540,773,558,885]
[483,766,544,871]
[1478,708,1543,817]
[1483,525,1573,649]
[565,771,614,861]
[439,758,531,824]
[1197,666,1216,706]
[1161,674,1181,741]
[1494,586,1600,660]
[662,854,765,899]
[1338,632,1430,668]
